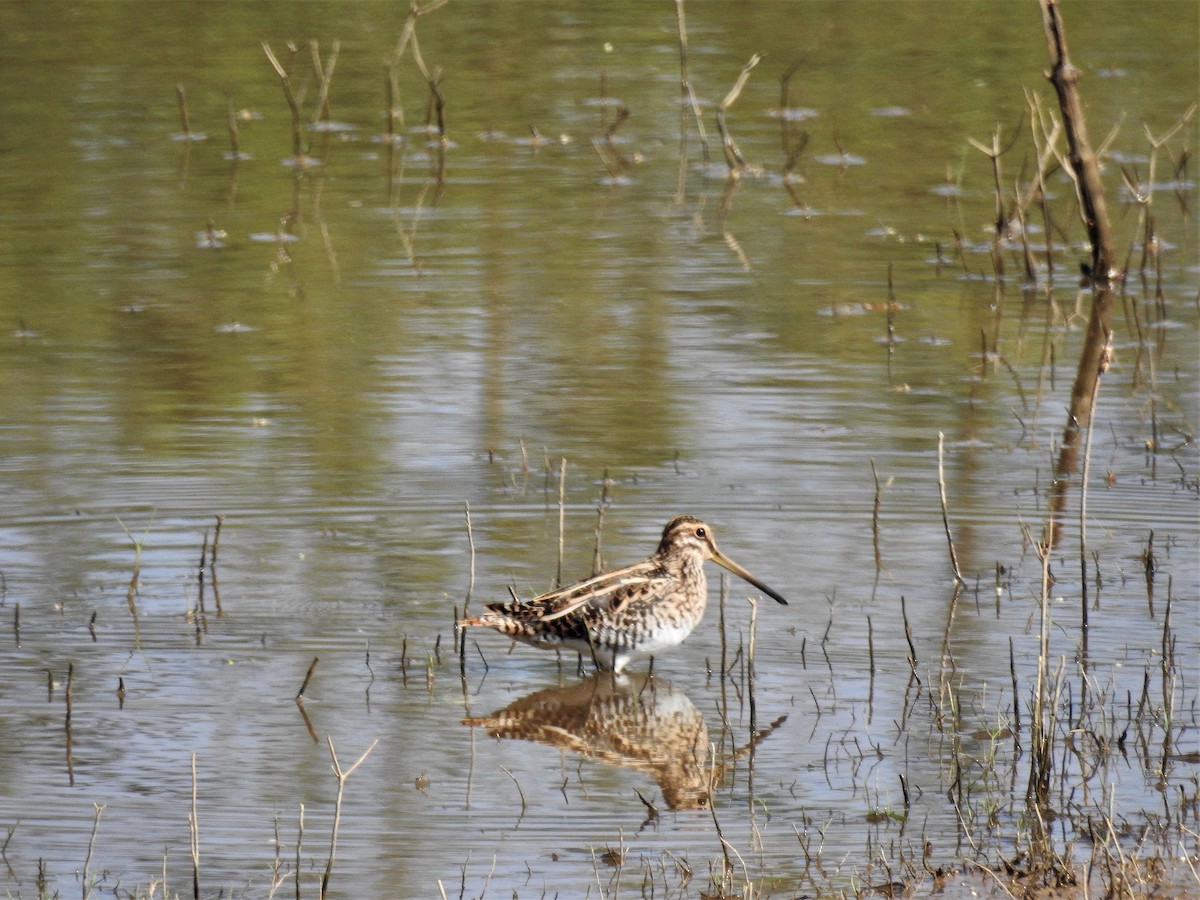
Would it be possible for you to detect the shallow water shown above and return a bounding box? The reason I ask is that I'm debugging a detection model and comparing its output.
[0,2,1197,897]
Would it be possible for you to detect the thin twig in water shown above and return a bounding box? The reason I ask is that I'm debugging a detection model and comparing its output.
[116,515,152,642]
[464,501,476,614]
[498,765,528,817]
[65,662,75,786]
[937,433,966,585]
[189,753,200,900]
[295,803,304,900]
[870,458,884,573]
[556,457,567,588]
[81,803,105,900]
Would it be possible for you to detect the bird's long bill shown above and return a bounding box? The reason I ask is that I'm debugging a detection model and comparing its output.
[711,549,788,605]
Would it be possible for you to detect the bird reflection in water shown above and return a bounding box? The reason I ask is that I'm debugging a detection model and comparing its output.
[465,673,784,811]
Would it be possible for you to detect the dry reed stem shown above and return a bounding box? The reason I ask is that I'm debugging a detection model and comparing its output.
[65,662,75,786]
[556,457,567,588]
[463,501,475,614]
[309,40,340,126]
[320,737,379,899]
[174,84,202,141]
[116,516,147,642]
[936,433,966,585]
[262,42,305,160]
[295,803,304,900]
[747,597,758,730]
[967,123,1022,278]
[716,53,761,175]
[1028,531,1054,809]
[591,469,610,576]
[391,2,447,146]
[81,803,104,900]
[673,0,710,176]
[189,753,200,900]
[211,515,223,616]
[1024,91,1063,280]
[870,459,884,573]
[706,743,736,882]
[900,595,919,682]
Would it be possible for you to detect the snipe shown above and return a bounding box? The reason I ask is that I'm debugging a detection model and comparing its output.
[457,515,787,672]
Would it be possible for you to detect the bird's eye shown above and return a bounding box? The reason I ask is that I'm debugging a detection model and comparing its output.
[696,527,706,537]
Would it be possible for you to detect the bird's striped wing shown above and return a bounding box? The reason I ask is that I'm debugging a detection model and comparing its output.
[505,560,672,622]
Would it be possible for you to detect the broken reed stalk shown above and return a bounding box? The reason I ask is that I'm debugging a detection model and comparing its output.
[716,53,761,175]
[321,737,379,899]
[296,656,319,700]
[936,433,966,585]
[189,753,200,900]
[262,42,305,160]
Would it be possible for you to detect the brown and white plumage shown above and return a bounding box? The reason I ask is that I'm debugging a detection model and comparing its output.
[458,515,787,672]
[463,673,712,808]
